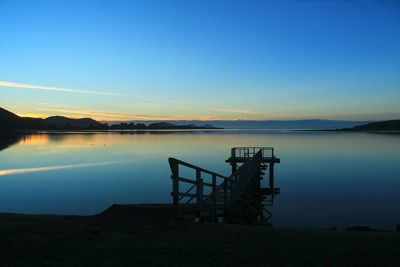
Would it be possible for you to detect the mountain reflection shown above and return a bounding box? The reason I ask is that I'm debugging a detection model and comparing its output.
[0,133,23,152]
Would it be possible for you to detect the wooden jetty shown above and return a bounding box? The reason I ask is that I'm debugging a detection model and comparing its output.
[169,147,280,224]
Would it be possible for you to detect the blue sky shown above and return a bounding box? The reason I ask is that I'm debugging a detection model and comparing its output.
[0,0,399,120]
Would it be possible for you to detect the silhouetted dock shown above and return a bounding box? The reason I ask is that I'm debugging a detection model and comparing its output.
[169,147,280,224]
[100,147,280,225]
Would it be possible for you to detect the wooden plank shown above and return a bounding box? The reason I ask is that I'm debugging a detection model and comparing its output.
[171,192,197,198]
[168,157,229,180]
[226,157,280,164]
[260,188,280,195]
[176,177,196,185]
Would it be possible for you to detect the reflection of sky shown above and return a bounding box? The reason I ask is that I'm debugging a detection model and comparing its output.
[0,161,127,176]
[0,131,400,229]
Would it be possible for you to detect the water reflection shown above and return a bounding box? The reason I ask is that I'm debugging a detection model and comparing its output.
[0,130,399,229]
[0,161,128,176]
[0,133,23,151]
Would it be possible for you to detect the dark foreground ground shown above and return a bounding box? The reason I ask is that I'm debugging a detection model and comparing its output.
[0,212,400,266]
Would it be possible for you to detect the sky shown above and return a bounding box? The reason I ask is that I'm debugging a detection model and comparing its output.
[0,0,399,121]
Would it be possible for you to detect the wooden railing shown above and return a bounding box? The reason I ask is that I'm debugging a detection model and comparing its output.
[229,150,265,222]
[168,158,230,219]
[231,150,262,195]
[231,147,274,160]
[169,149,272,223]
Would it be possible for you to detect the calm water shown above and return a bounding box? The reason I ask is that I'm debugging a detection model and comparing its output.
[0,130,399,229]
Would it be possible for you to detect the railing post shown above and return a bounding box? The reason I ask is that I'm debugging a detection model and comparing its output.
[170,159,179,208]
[223,178,228,208]
[196,169,204,222]
[269,163,274,188]
[212,174,217,222]
[231,175,235,208]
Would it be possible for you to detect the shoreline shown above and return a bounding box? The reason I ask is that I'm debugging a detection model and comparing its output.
[2,204,399,232]
[290,129,400,134]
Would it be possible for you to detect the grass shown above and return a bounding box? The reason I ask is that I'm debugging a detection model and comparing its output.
[0,213,399,266]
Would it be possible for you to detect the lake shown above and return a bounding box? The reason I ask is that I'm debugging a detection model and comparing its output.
[0,130,399,229]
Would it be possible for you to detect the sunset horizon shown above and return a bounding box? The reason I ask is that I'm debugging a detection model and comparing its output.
[1,0,400,265]
[1,1,399,122]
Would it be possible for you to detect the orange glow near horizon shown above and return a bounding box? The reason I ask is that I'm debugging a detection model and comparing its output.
[14,109,250,121]
[16,113,51,118]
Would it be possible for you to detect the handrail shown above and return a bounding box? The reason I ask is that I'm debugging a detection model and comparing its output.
[233,147,274,149]
[230,147,275,160]
[232,150,262,196]
[169,158,229,180]
[169,157,230,218]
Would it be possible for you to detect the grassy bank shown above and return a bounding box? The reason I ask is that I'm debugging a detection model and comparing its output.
[0,213,399,266]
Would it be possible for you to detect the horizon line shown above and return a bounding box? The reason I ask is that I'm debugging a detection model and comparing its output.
[2,107,390,122]
[14,113,381,122]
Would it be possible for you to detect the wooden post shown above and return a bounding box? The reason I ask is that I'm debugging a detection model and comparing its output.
[196,169,204,222]
[230,175,235,209]
[269,163,274,189]
[212,174,217,223]
[230,147,237,174]
[223,178,228,208]
[231,163,237,175]
[170,159,179,208]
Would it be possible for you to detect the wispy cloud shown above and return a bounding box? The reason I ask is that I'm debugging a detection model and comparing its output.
[36,107,188,120]
[209,107,261,114]
[0,81,128,97]
[36,107,243,121]
[41,103,89,109]
[111,102,158,108]
[0,161,126,176]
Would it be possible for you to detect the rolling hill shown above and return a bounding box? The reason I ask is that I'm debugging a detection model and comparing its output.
[343,120,400,131]
[44,116,104,129]
[0,107,216,130]
[0,107,106,130]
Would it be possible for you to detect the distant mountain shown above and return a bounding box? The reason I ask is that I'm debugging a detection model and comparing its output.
[0,107,107,130]
[0,107,217,130]
[45,116,103,129]
[109,121,219,130]
[2,106,392,131]
[0,107,19,121]
[144,122,219,129]
[341,120,400,131]
[102,119,376,130]
[0,107,49,130]
[148,122,175,128]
